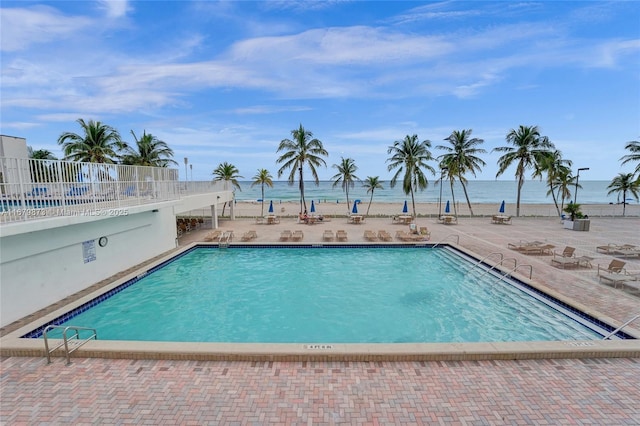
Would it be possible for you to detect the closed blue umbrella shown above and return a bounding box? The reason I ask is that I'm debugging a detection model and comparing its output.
[402,200,408,213]
[445,200,450,213]
[310,200,316,213]
[268,200,274,213]
[499,200,505,213]
[352,200,358,214]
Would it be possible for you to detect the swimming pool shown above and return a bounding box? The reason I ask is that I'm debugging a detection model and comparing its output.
[32,245,619,344]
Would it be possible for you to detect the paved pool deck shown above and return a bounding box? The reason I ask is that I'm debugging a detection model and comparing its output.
[2,216,640,423]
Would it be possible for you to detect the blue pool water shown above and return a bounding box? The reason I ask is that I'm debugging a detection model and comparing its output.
[46,246,605,343]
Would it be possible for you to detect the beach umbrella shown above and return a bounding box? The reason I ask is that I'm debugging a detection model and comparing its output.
[352,200,358,214]
[268,200,274,213]
[402,200,408,213]
[310,200,316,213]
[499,200,505,213]
[445,200,450,213]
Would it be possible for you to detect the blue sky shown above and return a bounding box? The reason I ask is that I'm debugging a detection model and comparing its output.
[1,1,639,182]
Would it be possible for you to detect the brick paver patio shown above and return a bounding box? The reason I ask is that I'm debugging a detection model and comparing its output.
[2,216,640,423]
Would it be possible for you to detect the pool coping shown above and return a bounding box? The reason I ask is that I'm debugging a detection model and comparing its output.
[2,242,639,362]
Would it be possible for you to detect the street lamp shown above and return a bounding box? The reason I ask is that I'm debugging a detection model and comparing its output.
[190,164,193,182]
[438,167,448,219]
[573,167,589,205]
[183,157,188,183]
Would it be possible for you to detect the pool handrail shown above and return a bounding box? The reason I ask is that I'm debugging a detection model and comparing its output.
[477,257,519,280]
[432,234,460,248]
[43,325,97,365]
[602,312,640,340]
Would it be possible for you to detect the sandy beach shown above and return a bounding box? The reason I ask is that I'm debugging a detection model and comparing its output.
[193,200,639,219]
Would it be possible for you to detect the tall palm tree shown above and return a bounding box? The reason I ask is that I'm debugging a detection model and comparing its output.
[121,130,177,167]
[493,125,554,217]
[57,118,123,163]
[276,124,328,214]
[533,149,572,217]
[607,172,640,216]
[27,146,57,183]
[620,139,640,176]
[436,129,486,216]
[387,134,435,218]
[331,157,360,211]
[251,168,274,217]
[362,176,384,216]
[212,162,243,216]
[28,146,57,160]
[552,167,575,218]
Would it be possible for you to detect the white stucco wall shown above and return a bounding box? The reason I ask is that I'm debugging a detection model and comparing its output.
[0,206,178,327]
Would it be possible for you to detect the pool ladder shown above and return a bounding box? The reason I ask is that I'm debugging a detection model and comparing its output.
[218,230,233,248]
[602,312,640,340]
[43,325,97,365]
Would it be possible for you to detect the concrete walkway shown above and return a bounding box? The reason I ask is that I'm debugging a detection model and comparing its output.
[2,216,640,424]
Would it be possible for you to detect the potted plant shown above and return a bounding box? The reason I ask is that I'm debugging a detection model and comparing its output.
[563,202,590,231]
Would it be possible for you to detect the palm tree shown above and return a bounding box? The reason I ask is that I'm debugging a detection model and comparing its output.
[27,146,57,183]
[251,168,274,217]
[28,146,57,160]
[331,157,360,211]
[212,162,243,216]
[493,125,554,217]
[276,124,328,214]
[552,167,575,218]
[387,134,435,217]
[607,172,640,216]
[620,139,640,176]
[57,118,123,163]
[121,131,177,167]
[436,129,486,216]
[533,150,572,217]
[362,176,384,216]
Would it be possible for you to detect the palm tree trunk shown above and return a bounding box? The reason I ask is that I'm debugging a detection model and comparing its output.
[450,180,458,217]
[410,187,417,218]
[549,183,560,217]
[299,167,307,213]
[222,201,227,216]
[623,190,627,216]
[345,185,350,211]
[366,191,374,216]
[460,179,474,216]
[261,185,265,217]
[516,175,524,217]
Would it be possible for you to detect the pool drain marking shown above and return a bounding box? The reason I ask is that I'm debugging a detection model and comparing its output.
[305,344,334,350]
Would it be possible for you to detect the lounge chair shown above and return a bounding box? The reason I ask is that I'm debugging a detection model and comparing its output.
[203,230,221,242]
[551,257,581,269]
[395,231,413,242]
[611,247,640,258]
[378,230,393,241]
[598,259,638,288]
[519,244,555,255]
[322,230,334,241]
[280,230,292,241]
[241,230,257,241]
[554,246,575,258]
[508,240,544,251]
[336,230,348,241]
[292,230,304,241]
[364,230,378,241]
[596,244,636,254]
[419,227,431,239]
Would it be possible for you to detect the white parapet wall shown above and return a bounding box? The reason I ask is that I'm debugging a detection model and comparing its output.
[0,204,180,327]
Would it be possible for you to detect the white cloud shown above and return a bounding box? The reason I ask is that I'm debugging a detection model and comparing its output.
[0,5,92,52]
[96,0,130,19]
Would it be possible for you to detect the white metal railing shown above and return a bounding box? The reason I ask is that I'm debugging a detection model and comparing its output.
[0,157,227,224]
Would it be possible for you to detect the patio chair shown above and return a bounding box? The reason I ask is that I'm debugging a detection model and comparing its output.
[597,259,637,288]
[419,227,431,239]
[292,230,304,241]
[322,230,334,241]
[596,244,636,254]
[553,246,576,258]
[336,230,348,241]
[508,240,543,251]
[203,230,221,242]
[520,244,555,255]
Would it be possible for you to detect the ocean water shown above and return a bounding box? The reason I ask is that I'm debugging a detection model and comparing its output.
[234,180,627,205]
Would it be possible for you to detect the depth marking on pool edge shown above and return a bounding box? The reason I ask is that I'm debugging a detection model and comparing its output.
[564,341,596,347]
[305,344,334,350]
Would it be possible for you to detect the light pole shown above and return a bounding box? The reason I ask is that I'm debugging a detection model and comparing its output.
[438,167,448,219]
[183,157,188,183]
[573,167,589,205]
[190,164,193,182]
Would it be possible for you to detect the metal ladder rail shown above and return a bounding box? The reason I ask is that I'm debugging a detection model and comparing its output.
[490,264,533,284]
[218,231,233,248]
[432,234,460,248]
[474,252,504,267]
[43,325,97,365]
[602,313,640,340]
[477,257,518,279]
